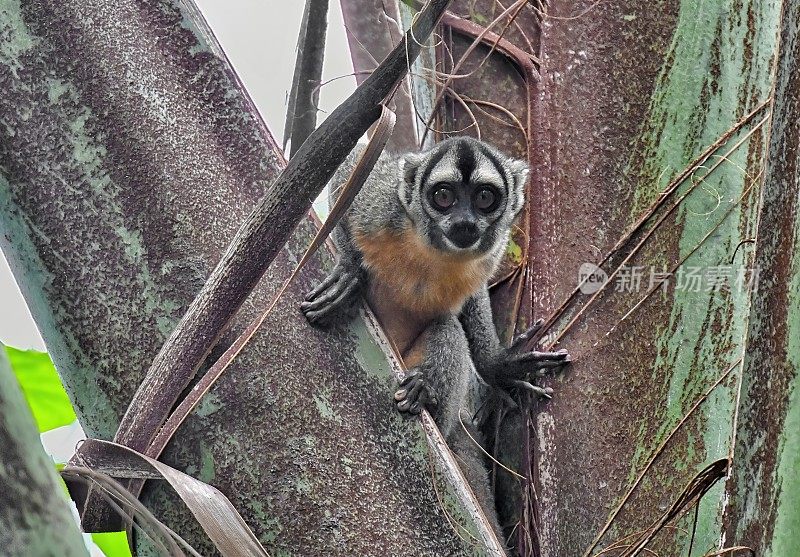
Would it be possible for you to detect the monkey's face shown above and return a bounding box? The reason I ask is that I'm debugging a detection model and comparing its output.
[398,137,529,258]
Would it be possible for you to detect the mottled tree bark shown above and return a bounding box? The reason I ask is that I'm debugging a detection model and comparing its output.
[285,0,329,156]
[723,1,800,554]
[0,0,491,554]
[341,1,785,555]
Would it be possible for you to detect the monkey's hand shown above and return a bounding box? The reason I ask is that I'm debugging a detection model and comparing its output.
[483,320,570,399]
[301,262,365,327]
[393,370,438,416]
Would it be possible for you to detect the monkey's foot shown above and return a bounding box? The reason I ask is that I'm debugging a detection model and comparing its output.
[513,347,570,374]
[490,345,570,386]
[506,319,571,376]
[394,370,438,415]
[485,322,570,399]
[301,264,363,327]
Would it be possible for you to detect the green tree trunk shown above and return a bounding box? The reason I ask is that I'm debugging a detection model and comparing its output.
[0,345,88,556]
[723,1,800,553]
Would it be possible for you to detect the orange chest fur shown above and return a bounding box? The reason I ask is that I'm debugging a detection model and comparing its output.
[354,228,492,319]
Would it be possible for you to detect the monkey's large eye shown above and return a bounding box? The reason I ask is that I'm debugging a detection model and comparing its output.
[473,186,499,213]
[431,185,456,210]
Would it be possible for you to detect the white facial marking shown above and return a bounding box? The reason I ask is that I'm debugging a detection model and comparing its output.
[427,157,462,185]
[470,164,505,188]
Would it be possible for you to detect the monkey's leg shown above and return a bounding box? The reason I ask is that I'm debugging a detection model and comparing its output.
[448,421,507,548]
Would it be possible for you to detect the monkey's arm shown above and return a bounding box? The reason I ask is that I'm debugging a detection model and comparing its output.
[301,223,367,326]
[393,317,468,429]
[393,315,506,538]
[459,286,569,397]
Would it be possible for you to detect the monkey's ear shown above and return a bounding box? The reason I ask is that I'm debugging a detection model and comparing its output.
[506,158,530,216]
[397,152,424,209]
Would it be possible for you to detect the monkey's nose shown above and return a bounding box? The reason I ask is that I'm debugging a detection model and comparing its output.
[446,222,480,249]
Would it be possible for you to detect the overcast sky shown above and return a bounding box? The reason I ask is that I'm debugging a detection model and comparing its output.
[0,2,357,351]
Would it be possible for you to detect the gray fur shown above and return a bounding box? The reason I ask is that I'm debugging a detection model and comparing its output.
[410,314,505,537]
[302,138,567,552]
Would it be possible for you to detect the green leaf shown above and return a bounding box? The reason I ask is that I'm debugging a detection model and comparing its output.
[91,532,133,557]
[506,239,523,264]
[4,346,77,432]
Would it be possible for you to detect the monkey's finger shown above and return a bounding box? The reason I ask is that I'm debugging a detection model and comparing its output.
[510,380,553,399]
[405,388,431,415]
[301,274,353,311]
[517,349,569,363]
[396,379,426,413]
[394,375,420,401]
[406,384,430,414]
[304,269,341,301]
[303,307,333,327]
[399,370,423,388]
[300,277,360,318]
[510,318,545,350]
[397,388,423,412]
[518,360,570,372]
[404,378,425,401]
[425,390,438,409]
[302,292,357,325]
[534,360,569,378]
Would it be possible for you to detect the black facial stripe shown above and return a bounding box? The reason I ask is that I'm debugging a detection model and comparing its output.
[419,146,448,192]
[455,139,477,183]
[477,143,511,194]
[402,157,418,205]
[404,162,417,185]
